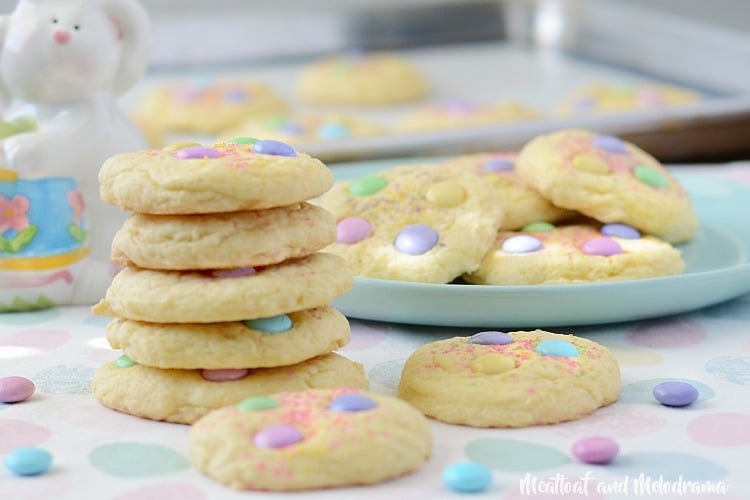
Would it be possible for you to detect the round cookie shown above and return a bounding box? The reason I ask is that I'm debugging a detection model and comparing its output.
[296,52,428,106]
[99,140,333,214]
[314,163,504,283]
[395,100,540,132]
[442,152,573,230]
[92,353,368,424]
[135,80,287,134]
[515,129,699,243]
[398,330,621,428]
[463,222,685,285]
[111,202,336,270]
[92,252,352,323]
[556,81,700,116]
[189,388,432,490]
[106,306,351,370]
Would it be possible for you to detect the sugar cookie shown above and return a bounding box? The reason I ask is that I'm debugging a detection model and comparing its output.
[189,388,432,490]
[557,82,700,116]
[398,330,620,427]
[395,100,540,132]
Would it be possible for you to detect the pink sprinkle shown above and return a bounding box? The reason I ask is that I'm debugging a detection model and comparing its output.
[201,369,249,382]
[582,237,623,256]
[211,267,256,278]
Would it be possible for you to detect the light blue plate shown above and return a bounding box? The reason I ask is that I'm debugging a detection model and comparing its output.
[328,159,750,327]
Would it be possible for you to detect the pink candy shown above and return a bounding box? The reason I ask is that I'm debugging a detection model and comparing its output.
[0,376,35,403]
[572,436,619,464]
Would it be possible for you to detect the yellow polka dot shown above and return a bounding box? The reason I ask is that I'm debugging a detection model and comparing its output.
[425,180,466,207]
[163,141,201,151]
[572,154,609,174]
[471,353,516,374]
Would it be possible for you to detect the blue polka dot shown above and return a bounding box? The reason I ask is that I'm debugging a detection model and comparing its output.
[0,308,61,325]
[368,359,405,390]
[83,315,111,328]
[89,442,190,477]
[32,365,96,394]
[607,451,726,481]
[619,378,714,404]
[701,296,750,321]
[465,439,570,472]
[705,356,750,385]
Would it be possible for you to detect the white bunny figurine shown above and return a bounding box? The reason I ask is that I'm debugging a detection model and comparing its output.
[0,0,151,310]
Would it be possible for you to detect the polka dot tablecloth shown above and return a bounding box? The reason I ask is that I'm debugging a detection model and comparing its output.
[2,164,750,499]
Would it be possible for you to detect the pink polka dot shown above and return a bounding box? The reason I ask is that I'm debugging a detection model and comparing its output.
[0,330,71,350]
[340,323,389,351]
[687,413,750,446]
[0,418,53,453]
[504,486,606,500]
[112,482,206,500]
[625,319,706,348]
[57,398,160,432]
[553,409,667,439]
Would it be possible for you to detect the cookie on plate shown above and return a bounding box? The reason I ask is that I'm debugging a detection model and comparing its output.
[189,388,432,490]
[395,100,540,132]
[99,140,334,214]
[135,80,287,134]
[111,202,336,270]
[464,222,685,285]
[296,52,428,106]
[315,163,504,283]
[92,353,368,424]
[556,81,700,116]
[442,152,573,230]
[106,305,350,370]
[92,252,352,323]
[515,129,699,243]
[398,330,620,427]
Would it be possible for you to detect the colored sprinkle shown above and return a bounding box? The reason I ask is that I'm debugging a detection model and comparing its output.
[336,217,372,244]
[237,396,279,412]
[425,180,466,207]
[522,221,555,233]
[472,353,515,375]
[318,123,350,139]
[4,447,53,476]
[115,355,136,369]
[243,314,293,334]
[176,146,221,159]
[601,223,641,239]
[481,158,514,172]
[592,134,627,154]
[0,376,35,403]
[652,381,699,407]
[443,462,493,493]
[201,369,250,382]
[254,424,304,449]
[163,141,200,151]
[349,176,387,197]
[633,165,669,188]
[394,224,439,255]
[253,139,296,157]
[572,436,619,464]
[328,394,378,412]
[582,237,623,256]
[469,331,513,345]
[572,154,609,174]
[535,339,579,357]
[502,235,542,254]
[211,267,256,278]
[226,136,258,145]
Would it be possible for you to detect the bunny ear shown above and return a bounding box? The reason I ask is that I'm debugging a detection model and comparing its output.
[98,0,151,96]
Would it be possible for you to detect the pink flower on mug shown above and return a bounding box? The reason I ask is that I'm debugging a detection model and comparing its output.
[0,194,30,233]
[68,190,85,224]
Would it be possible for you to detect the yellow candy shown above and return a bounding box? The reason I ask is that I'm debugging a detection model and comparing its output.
[0,167,19,181]
[571,154,609,174]
[425,180,466,207]
[471,353,516,375]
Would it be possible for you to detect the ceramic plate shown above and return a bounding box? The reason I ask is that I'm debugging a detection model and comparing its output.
[328,160,750,327]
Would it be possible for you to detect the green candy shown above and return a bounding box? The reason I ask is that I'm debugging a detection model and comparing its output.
[633,165,669,188]
[226,136,258,145]
[349,176,387,197]
[115,355,136,369]
[237,396,279,411]
[522,222,556,233]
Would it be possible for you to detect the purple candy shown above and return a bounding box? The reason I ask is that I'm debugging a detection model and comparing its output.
[481,158,514,173]
[176,146,221,159]
[210,267,256,278]
[328,394,378,412]
[394,224,439,255]
[593,134,627,154]
[653,381,699,407]
[253,139,296,157]
[582,237,623,256]
[200,369,249,382]
[223,88,250,103]
[0,376,35,403]
[336,217,372,244]
[572,436,619,464]
[502,235,542,254]
[469,331,513,345]
[601,223,641,240]
[254,424,304,449]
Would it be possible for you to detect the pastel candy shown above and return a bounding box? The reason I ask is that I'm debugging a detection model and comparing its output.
[572,436,619,464]
[443,462,493,493]
[4,447,53,476]
[394,224,439,255]
[653,381,699,407]
[0,376,35,403]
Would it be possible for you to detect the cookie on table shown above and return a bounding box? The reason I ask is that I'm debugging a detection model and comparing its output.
[463,222,685,285]
[515,129,699,243]
[442,152,573,230]
[106,305,350,370]
[92,252,352,323]
[135,80,287,134]
[92,353,368,424]
[189,388,432,490]
[99,139,333,214]
[556,81,700,116]
[296,52,428,106]
[315,163,504,283]
[111,202,336,270]
[398,330,620,428]
[395,100,541,132]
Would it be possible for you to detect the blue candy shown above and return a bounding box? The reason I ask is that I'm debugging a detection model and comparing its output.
[443,462,492,493]
[5,447,53,476]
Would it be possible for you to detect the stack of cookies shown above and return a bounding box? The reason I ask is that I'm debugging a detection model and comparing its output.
[91,139,368,424]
